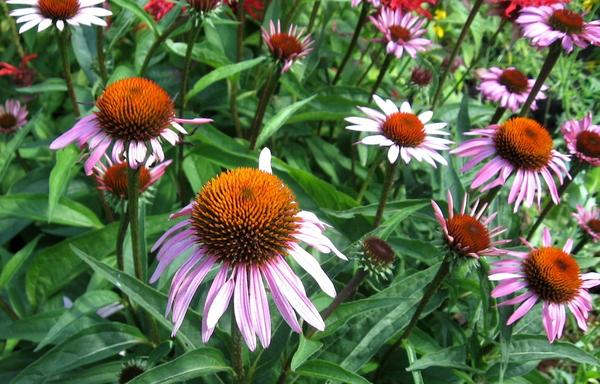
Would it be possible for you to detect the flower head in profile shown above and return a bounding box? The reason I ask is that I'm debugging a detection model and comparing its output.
[151,148,346,350]
[345,95,452,166]
[7,0,112,33]
[370,8,431,58]
[186,0,221,13]
[516,4,600,53]
[262,20,313,73]
[0,100,28,134]
[573,205,600,243]
[489,228,600,342]
[432,191,509,258]
[359,236,396,280]
[451,117,569,212]
[50,77,212,174]
[477,67,547,112]
[410,67,433,87]
[561,112,600,166]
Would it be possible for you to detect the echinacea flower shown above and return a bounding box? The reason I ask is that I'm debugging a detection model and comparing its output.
[262,20,313,73]
[49,77,212,174]
[0,100,28,134]
[186,0,221,12]
[516,4,600,53]
[489,228,600,342]
[151,148,346,350]
[359,236,396,279]
[451,117,569,212]
[561,112,600,166]
[573,205,600,242]
[431,191,509,258]
[370,7,431,59]
[94,155,171,200]
[345,95,452,165]
[8,0,112,33]
[477,67,547,112]
[410,67,433,86]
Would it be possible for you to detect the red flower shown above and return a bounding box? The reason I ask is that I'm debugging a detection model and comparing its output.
[144,0,175,21]
[487,0,569,18]
[381,0,437,18]
[0,54,37,87]
[226,0,265,21]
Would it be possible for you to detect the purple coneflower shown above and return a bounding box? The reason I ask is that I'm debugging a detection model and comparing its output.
[516,4,600,53]
[0,99,28,134]
[50,77,212,174]
[561,112,600,167]
[151,148,346,350]
[489,228,600,342]
[8,0,112,33]
[345,95,452,165]
[477,67,547,112]
[573,205,600,243]
[262,20,313,73]
[431,191,509,258]
[451,117,569,212]
[370,7,431,59]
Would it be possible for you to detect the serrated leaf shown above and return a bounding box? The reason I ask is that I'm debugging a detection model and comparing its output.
[48,146,80,221]
[296,360,371,384]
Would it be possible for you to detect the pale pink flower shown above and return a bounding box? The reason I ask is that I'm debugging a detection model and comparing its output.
[573,205,600,242]
[561,112,600,166]
[369,7,431,59]
[489,228,600,343]
[262,20,313,73]
[0,99,28,134]
[477,67,547,112]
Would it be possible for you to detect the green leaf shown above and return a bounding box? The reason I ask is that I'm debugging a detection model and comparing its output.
[16,79,67,94]
[111,0,160,36]
[291,336,323,372]
[507,335,600,366]
[71,246,204,351]
[296,360,371,384]
[9,323,146,384]
[407,346,472,371]
[0,194,102,228]
[0,236,40,289]
[186,57,266,100]
[48,147,80,221]
[36,290,121,351]
[128,348,234,383]
[0,310,64,343]
[254,95,316,148]
[0,120,33,182]
[286,167,357,211]
[376,200,430,240]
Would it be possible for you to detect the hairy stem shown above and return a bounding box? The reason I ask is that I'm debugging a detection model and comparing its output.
[127,167,143,281]
[373,160,398,228]
[57,29,81,117]
[231,321,246,383]
[249,65,281,150]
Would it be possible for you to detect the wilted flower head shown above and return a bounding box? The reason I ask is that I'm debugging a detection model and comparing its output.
[262,20,313,73]
[0,100,28,134]
[432,192,509,258]
[7,0,112,33]
[50,77,212,173]
[561,112,600,166]
[150,148,346,350]
[489,228,600,342]
[346,95,452,165]
[477,67,547,112]
[573,205,600,242]
[370,8,431,58]
[410,67,433,86]
[516,4,600,53]
[451,117,569,212]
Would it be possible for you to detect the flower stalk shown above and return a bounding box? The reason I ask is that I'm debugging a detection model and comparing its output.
[1,0,25,60]
[307,0,321,33]
[572,237,589,254]
[369,54,393,100]
[249,64,282,150]
[373,160,398,228]
[231,321,246,383]
[127,167,144,281]
[519,42,561,116]
[490,106,506,125]
[96,26,108,85]
[333,1,369,85]
[140,17,188,77]
[116,211,130,272]
[56,29,81,117]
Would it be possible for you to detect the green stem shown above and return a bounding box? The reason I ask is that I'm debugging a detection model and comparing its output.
[519,42,561,116]
[332,2,369,85]
[572,237,588,255]
[357,45,385,86]
[369,54,393,100]
[231,0,245,138]
[431,0,485,109]
[231,321,246,383]
[116,210,129,272]
[179,16,203,116]
[96,26,108,85]
[373,160,398,228]
[356,152,384,203]
[490,106,506,125]
[56,29,81,117]
[127,167,143,281]
[307,0,320,33]
[249,64,281,150]
[1,0,25,59]
[140,17,188,77]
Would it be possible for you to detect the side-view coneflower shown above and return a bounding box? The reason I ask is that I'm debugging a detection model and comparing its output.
[432,191,509,258]
[451,117,569,212]
[49,77,212,173]
[477,67,547,112]
[186,0,221,12]
[262,20,313,73]
[7,0,112,33]
[0,99,28,134]
[490,228,600,342]
[573,205,600,243]
[370,7,431,59]
[150,148,346,350]
[516,4,600,52]
[359,236,396,279]
[561,112,600,167]
[346,95,452,165]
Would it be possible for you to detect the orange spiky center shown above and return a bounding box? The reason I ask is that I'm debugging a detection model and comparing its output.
[102,162,151,198]
[0,113,17,130]
[588,219,600,234]
[523,247,581,303]
[96,77,174,142]
[499,69,529,93]
[389,25,411,42]
[494,117,553,170]
[446,214,491,254]
[38,0,80,20]
[381,112,426,147]
[191,168,301,266]
[363,237,395,265]
[550,9,584,34]
[269,33,304,60]
[576,131,600,159]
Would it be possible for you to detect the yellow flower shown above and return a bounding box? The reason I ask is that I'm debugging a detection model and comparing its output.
[433,9,446,38]
[583,0,599,11]
[434,9,447,20]
[434,25,445,38]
